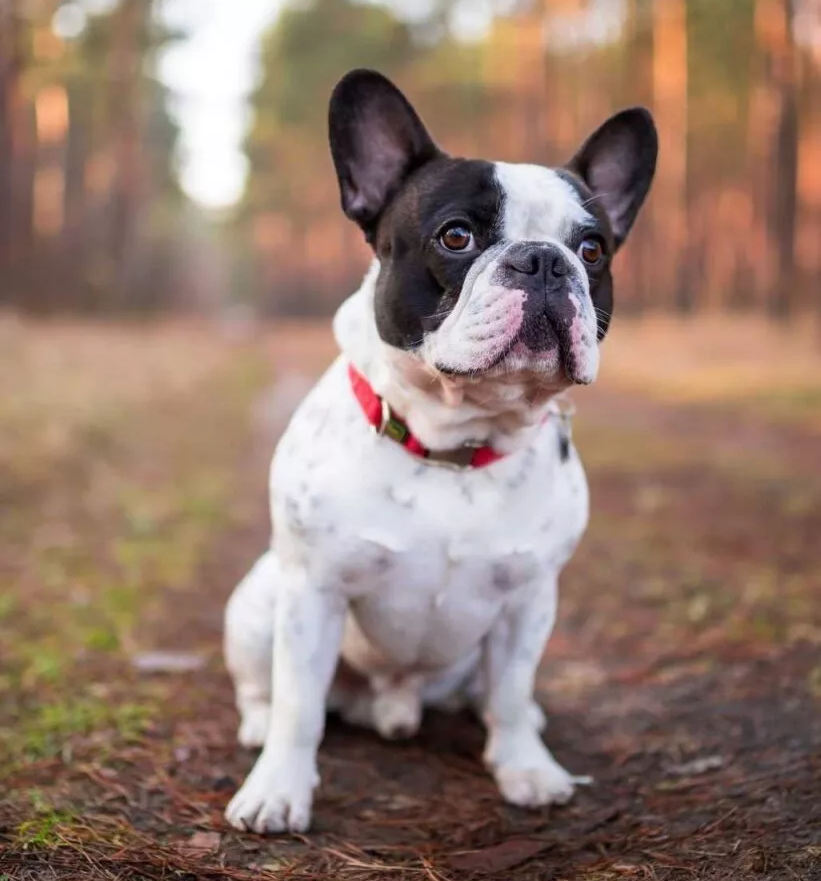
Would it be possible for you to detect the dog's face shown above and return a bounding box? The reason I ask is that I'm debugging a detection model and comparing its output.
[329,70,657,386]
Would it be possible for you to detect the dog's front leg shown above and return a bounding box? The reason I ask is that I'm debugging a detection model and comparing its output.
[482,576,591,808]
[225,569,345,833]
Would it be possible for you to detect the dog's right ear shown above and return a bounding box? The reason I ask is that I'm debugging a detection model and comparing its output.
[329,69,440,242]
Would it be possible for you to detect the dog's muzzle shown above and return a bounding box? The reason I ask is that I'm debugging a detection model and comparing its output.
[494,241,583,353]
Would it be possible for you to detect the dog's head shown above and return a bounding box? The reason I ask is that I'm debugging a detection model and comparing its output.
[329,70,656,387]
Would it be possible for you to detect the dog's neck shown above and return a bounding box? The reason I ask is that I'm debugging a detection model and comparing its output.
[334,262,568,453]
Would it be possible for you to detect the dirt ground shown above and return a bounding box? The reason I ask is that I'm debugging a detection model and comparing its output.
[0,314,819,880]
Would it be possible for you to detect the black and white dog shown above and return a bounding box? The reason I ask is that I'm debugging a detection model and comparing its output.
[224,69,656,834]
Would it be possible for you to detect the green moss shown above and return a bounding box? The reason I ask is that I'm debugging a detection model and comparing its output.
[82,626,120,651]
[3,696,152,765]
[0,593,16,621]
[21,647,64,685]
[15,808,76,850]
[11,791,82,850]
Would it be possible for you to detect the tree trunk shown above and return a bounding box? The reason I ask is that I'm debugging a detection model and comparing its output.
[652,0,690,312]
[107,0,148,309]
[769,0,797,318]
[0,0,32,283]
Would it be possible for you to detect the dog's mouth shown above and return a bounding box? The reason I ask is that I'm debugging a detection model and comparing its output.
[425,276,598,385]
[437,319,591,385]
[435,336,517,377]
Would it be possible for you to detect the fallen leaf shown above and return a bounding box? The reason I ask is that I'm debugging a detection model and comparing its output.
[668,755,724,776]
[374,792,423,811]
[448,838,551,874]
[180,830,221,856]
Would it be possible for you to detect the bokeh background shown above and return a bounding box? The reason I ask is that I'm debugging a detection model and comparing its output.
[1,3,820,880]
[1,0,819,317]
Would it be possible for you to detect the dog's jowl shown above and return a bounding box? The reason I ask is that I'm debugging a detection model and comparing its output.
[224,69,657,834]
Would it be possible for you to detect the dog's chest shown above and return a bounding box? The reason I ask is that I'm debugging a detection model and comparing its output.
[273,359,588,669]
[341,539,545,671]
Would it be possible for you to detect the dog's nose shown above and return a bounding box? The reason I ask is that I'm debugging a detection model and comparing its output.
[504,242,579,354]
[502,243,571,282]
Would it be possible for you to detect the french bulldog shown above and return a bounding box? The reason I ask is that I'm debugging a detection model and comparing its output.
[224,69,656,833]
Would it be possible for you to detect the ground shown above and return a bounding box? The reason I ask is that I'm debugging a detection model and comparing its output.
[0,313,819,881]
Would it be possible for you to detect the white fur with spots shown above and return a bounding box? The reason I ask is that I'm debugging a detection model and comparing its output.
[224,162,598,834]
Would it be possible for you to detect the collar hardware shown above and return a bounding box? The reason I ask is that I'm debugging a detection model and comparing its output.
[376,398,410,443]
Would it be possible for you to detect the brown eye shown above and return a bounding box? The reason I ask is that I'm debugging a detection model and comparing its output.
[439,224,474,252]
[578,238,603,265]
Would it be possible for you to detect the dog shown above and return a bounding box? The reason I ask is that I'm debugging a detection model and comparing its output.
[223,69,657,834]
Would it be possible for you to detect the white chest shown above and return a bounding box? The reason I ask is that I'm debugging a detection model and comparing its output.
[270,359,589,674]
[340,540,544,671]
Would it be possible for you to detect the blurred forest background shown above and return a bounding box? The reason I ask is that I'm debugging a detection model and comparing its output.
[0,0,819,319]
[3,4,821,878]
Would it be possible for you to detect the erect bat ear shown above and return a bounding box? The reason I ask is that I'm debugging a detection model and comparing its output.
[567,107,658,248]
[328,69,441,243]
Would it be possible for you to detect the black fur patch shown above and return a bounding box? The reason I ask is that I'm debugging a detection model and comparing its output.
[372,157,503,350]
[556,168,615,340]
[558,431,570,462]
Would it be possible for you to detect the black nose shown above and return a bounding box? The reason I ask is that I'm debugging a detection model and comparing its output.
[502,243,570,281]
[499,242,578,354]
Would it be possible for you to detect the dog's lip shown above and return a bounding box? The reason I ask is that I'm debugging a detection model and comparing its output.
[432,320,592,383]
[485,338,518,371]
[433,337,517,377]
[531,315,590,384]
[563,359,590,384]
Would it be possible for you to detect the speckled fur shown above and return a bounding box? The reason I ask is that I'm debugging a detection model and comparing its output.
[222,70,656,832]
[224,266,593,834]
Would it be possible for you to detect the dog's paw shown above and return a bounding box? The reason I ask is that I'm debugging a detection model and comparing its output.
[485,726,591,809]
[372,688,421,741]
[495,760,591,808]
[237,702,269,749]
[225,751,317,834]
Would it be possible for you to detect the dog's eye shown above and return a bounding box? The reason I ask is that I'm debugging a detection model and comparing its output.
[439,224,474,252]
[578,238,604,265]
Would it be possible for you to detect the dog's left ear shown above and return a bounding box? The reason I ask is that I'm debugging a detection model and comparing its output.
[329,69,440,242]
[567,107,658,248]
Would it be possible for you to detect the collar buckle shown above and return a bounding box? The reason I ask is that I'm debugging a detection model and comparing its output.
[375,397,391,436]
[375,397,410,443]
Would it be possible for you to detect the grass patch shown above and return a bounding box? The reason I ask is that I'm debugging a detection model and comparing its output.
[0,593,16,621]
[0,322,269,779]
[14,800,77,850]
[2,696,152,766]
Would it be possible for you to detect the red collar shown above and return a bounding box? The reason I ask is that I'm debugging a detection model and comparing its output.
[348,363,505,469]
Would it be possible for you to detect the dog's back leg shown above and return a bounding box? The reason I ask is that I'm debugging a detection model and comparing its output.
[224,550,277,748]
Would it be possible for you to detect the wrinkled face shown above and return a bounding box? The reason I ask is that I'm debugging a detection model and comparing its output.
[373,159,611,384]
[329,70,657,386]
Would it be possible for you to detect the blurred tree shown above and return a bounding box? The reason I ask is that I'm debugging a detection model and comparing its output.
[766,0,798,317]
[0,0,183,312]
[241,0,417,312]
[1,0,816,319]
[107,0,147,307]
[652,0,688,312]
[241,0,500,313]
[238,0,816,321]
[0,0,33,271]
[243,0,417,215]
